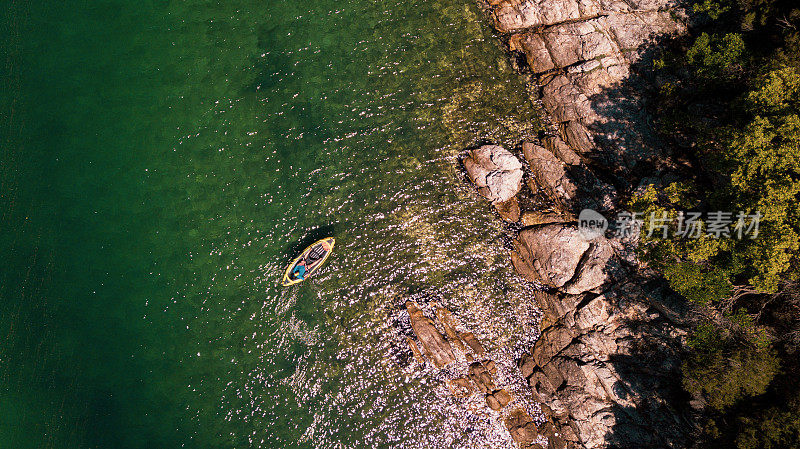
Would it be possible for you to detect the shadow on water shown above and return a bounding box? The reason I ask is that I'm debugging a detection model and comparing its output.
[283,223,338,260]
[248,23,295,93]
[246,21,337,142]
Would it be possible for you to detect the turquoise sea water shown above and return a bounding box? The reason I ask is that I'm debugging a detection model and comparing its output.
[1,1,541,447]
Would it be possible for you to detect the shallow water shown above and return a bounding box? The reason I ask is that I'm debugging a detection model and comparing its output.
[1,1,542,447]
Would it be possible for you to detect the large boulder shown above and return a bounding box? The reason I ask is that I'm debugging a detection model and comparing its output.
[464,144,523,205]
[493,0,595,33]
[512,224,613,294]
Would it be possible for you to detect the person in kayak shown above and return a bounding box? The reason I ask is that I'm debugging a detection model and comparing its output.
[293,259,307,280]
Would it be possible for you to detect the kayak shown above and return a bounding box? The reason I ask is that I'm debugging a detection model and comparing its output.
[281,237,335,286]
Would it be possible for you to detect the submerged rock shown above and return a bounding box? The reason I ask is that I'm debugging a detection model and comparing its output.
[468,361,498,394]
[504,408,545,449]
[406,336,424,365]
[460,331,485,356]
[486,388,513,410]
[447,377,474,398]
[402,303,542,446]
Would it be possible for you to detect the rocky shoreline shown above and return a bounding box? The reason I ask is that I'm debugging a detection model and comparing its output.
[491,0,690,179]
[404,0,703,447]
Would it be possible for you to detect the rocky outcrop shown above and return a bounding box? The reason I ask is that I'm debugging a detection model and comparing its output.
[458,0,698,445]
[464,144,524,221]
[404,302,563,448]
[456,0,698,446]
[511,224,615,294]
[522,141,616,214]
[494,0,689,174]
[461,140,693,448]
[519,286,691,449]
[459,137,692,448]
[406,301,456,368]
[523,142,579,210]
[491,0,685,33]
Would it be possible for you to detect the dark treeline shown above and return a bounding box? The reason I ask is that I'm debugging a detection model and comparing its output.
[631,1,800,448]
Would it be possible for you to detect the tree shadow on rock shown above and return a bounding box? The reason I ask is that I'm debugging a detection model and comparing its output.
[580,33,705,441]
[580,30,699,192]
[602,279,699,448]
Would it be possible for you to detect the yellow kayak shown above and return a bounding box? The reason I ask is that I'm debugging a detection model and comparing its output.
[281,237,335,286]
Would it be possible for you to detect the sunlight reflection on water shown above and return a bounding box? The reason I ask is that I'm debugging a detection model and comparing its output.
[17,0,545,447]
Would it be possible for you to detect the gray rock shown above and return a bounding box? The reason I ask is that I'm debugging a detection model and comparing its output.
[500,0,688,172]
[493,0,594,33]
[542,135,582,166]
[504,408,546,449]
[523,141,579,209]
[515,19,617,73]
[460,331,485,356]
[513,224,612,294]
[514,225,589,288]
[564,238,615,294]
[468,361,498,394]
[464,144,523,204]
[518,284,695,449]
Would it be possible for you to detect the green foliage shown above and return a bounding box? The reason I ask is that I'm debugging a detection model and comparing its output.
[634,67,800,298]
[648,2,800,447]
[682,322,780,410]
[662,261,732,304]
[686,32,746,79]
[693,0,730,20]
[745,67,800,114]
[727,66,800,292]
[735,397,800,449]
[631,185,733,304]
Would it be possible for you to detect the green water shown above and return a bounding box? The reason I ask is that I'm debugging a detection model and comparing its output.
[1,1,541,447]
